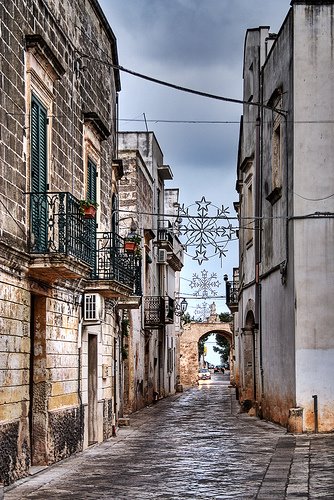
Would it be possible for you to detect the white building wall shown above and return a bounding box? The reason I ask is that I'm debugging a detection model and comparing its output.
[293,3,334,431]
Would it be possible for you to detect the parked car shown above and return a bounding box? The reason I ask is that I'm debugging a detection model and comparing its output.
[198,368,211,380]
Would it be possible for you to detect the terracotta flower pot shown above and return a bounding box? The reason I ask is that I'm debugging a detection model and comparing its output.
[124,241,137,252]
[83,205,96,219]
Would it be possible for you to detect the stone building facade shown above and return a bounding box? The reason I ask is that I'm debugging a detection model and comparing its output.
[233,0,334,432]
[118,132,183,414]
[0,0,139,484]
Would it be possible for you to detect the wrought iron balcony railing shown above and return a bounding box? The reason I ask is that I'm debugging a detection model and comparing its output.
[96,232,142,294]
[144,296,174,327]
[225,280,239,312]
[157,228,174,247]
[29,191,95,266]
[29,192,142,294]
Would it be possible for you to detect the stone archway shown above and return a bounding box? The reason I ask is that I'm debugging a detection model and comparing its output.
[180,321,232,387]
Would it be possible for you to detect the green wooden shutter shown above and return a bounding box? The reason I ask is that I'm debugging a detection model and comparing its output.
[87,158,97,203]
[30,95,48,252]
[86,158,97,273]
[31,96,47,193]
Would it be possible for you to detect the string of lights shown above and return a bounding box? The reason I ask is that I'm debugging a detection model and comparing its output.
[117,207,334,221]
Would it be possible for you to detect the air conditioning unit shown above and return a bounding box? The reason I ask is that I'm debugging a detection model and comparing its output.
[157,249,167,264]
[83,293,103,322]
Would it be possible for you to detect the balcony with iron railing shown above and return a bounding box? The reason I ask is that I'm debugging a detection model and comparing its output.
[144,296,174,327]
[28,192,142,300]
[156,223,183,272]
[224,274,239,313]
[157,227,174,250]
[89,232,142,300]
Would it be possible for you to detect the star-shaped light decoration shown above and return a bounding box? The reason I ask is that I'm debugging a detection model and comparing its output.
[178,196,235,265]
[194,301,211,322]
[190,269,221,299]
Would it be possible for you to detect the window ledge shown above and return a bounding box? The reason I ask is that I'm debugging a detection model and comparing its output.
[25,34,65,79]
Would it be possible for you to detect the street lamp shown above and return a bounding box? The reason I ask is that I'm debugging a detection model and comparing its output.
[174,297,188,316]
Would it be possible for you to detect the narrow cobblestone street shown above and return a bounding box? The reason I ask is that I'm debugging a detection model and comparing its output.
[5,374,334,499]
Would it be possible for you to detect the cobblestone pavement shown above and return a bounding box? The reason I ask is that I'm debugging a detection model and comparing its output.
[4,374,334,499]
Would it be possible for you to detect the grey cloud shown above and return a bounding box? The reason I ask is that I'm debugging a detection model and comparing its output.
[104,0,290,70]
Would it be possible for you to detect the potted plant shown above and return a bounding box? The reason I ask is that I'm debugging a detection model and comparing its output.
[124,233,141,253]
[79,199,98,219]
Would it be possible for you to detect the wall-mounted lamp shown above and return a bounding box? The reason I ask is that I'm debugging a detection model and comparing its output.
[174,297,188,316]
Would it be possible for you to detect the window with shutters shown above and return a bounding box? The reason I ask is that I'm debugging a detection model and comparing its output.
[83,123,100,209]
[26,40,58,253]
[31,95,48,194]
[246,179,254,248]
[83,124,101,273]
[87,157,97,203]
[111,193,119,237]
[266,89,283,205]
[30,95,49,252]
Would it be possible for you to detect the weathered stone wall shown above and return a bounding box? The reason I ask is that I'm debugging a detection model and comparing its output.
[49,406,83,463]
[119,146,158,414]
[0,274,31,484]
[238,3,334,432]
[1,0,121,484]
[0,419,29,486]
[1,0,119,251]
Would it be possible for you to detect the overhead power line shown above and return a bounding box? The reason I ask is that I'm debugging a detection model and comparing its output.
[78,52,287,115]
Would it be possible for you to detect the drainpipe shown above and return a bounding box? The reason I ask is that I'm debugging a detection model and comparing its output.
[312,394,318,433]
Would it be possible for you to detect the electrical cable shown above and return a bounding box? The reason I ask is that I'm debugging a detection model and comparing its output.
[78,51,287,115]
[294,191,334,202]
[76,27,287,115]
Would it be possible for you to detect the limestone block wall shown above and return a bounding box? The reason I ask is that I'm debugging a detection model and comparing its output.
[0,0,122,485]
[0,273,30,485]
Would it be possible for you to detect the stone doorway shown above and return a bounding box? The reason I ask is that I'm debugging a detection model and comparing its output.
[29,294,48,465]
[88,334,98,445]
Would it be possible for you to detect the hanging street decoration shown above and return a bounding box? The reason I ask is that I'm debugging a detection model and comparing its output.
[189,269,221,299]
[194,301,211,322]
[177,196,235,264]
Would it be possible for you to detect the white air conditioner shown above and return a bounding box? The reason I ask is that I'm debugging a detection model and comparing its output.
[157,249,167,264]
[83,293,103,322]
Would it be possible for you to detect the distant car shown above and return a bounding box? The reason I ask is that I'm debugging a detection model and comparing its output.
[198,368,211,380]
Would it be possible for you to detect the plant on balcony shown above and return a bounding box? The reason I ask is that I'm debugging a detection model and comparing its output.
[79,199,99,219]
[124,233,141,253]
[121,346,128,360]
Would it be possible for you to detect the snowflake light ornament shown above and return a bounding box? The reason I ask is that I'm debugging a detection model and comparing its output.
[194,301,211,322]
[178,196,235,264]
[190,269,221,299]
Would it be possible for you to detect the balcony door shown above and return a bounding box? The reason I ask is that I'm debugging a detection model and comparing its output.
[30,95,48,252]
[88,334,98,445]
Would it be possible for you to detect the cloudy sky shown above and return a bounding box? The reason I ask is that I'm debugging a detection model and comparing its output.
[99,0,291,320]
